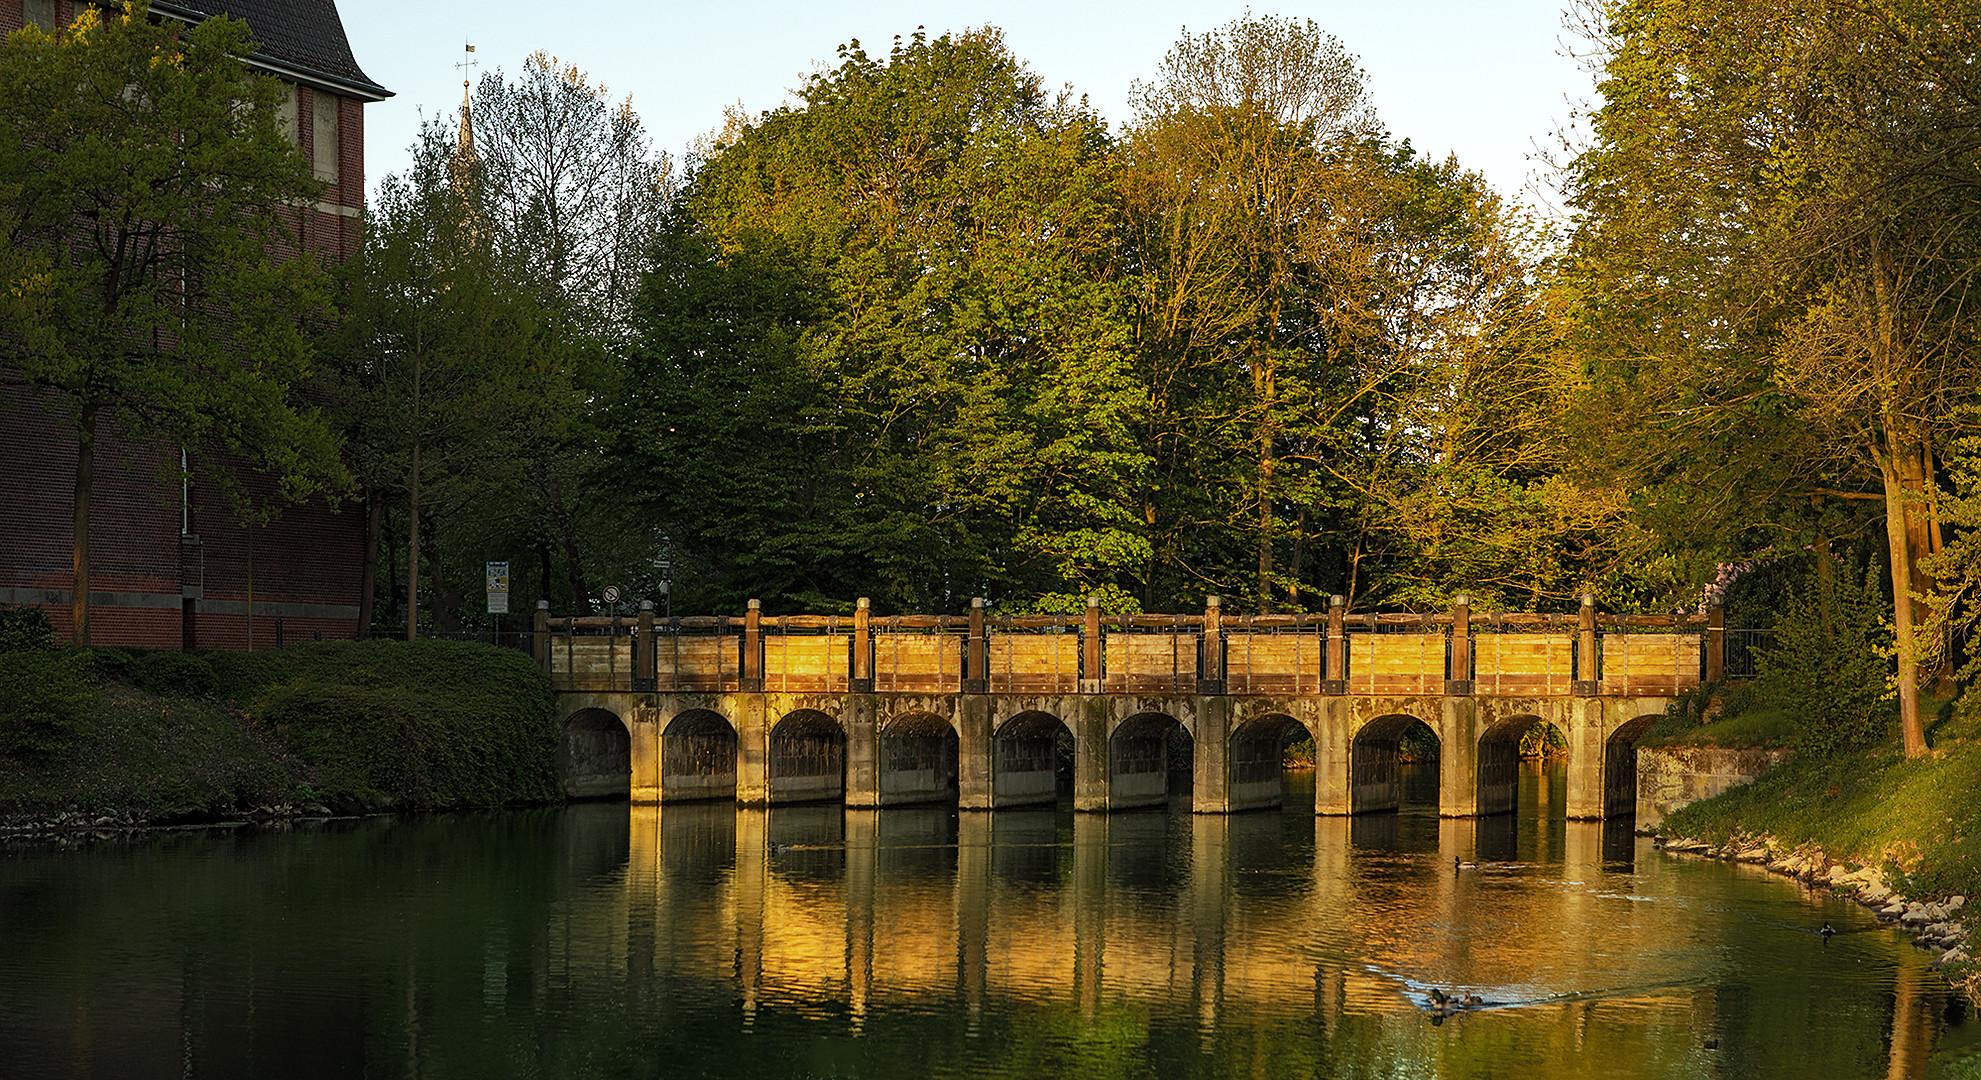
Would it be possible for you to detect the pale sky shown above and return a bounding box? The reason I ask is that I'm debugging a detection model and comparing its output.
[339,1,1595,212]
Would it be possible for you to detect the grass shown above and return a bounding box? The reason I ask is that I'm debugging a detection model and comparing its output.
[1636,706,1801,749]
[0,638,562,825]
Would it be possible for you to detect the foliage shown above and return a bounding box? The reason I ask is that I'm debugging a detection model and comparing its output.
[0,648,93,758]
[1751,559,1894,756]
[0,606,55,653]
[130,651,219,698]
[624,29,1147,613]
[1657,699,1980,902]
[1562,0,1981,752]
[0,1,349,643]
[219,639,560,811]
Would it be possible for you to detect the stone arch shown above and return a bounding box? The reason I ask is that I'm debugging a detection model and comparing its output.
[768,709,846,805]
[1476,714,1567,817]
[1227,712,1310,812]
[1603,714,1663,819]
[992,710,1071,808]
[661,709,737,803]
[879,711,960,806]
[1110,712,1191,810]
[561,708,631,799]
[1350,714,1439,815]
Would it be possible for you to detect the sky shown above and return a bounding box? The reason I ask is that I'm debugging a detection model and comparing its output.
[338,0,1598,212]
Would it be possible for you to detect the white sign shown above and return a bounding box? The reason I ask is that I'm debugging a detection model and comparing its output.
[486,562,510,615]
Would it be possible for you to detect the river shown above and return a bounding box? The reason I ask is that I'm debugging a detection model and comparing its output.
[1,764,1975,1079]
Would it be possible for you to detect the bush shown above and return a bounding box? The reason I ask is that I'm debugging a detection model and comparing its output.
[1753,559,1893,756]
[0,648,94,758]
[0,606,56,652]
[132,650,217,697]
[232,639,559,811]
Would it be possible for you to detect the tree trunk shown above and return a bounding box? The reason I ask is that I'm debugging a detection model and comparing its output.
[356,486,383,639]
[561,521,588,616]
[1877,432,1928,758]
[406,436,421,642]
[71,402,96,645]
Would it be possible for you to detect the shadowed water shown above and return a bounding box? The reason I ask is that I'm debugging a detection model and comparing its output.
[1,763,1975,1079]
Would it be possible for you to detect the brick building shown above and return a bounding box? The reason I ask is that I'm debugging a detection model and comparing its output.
[0,0,389,648]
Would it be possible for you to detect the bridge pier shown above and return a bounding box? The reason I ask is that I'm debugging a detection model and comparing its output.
[957,694,993,810]
[845,692,879,809]
[1191,694,1231,814]
[1439,696,1481,818]
[1073,696,1109,812]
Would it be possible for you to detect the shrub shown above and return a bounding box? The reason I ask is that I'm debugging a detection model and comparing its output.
[1753,558,1893,756]
[0,648,94,758]
[132,650,217,697]
[0,606,57,652]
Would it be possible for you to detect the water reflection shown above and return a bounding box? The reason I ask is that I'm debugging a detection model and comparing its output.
[0,765,1974,1079]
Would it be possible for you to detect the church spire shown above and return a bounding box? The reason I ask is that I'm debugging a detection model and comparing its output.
[454,42,478,162]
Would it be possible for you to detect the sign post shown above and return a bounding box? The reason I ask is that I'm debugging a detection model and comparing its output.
[486,562,509,643]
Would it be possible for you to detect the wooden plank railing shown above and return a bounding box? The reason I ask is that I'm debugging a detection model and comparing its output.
[535,595,1719,698]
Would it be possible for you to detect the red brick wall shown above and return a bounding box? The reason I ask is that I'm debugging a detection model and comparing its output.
[0,0,372,649]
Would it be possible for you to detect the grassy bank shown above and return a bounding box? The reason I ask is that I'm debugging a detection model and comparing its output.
[0,635,561,827]
[1648,690,1981,999]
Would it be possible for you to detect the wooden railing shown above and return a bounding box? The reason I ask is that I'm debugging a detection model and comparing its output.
[540,594,1723,698]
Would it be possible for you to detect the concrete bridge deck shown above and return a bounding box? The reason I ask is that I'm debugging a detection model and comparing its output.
[544,595,1727,821]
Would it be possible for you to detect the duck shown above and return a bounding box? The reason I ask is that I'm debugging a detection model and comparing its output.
[1427,988,1470,1016]
[1820,922,1836,940]
[1454,856,1479,871]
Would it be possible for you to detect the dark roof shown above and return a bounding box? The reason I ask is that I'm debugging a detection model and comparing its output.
[151,0,392,100]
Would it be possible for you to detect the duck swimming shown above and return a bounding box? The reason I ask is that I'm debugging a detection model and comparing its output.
[1453,857,1479,871]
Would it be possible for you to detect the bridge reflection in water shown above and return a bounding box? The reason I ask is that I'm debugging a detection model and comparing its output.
[533,771,1968,1079]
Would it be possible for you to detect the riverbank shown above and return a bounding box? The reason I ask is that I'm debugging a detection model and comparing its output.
[1645,694,1981,1004]
[0,638,562,836]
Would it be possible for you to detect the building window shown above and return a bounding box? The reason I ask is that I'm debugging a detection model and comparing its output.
[24,0,57,29]
[312,92,340,183]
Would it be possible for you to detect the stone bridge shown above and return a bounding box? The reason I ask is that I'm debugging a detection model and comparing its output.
[545,594,1726,821]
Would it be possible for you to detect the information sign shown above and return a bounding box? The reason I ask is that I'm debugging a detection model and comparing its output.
[486,562,510,614]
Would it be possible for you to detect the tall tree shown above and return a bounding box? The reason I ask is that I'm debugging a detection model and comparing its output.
[625,30,1147,612]
[1565,0,1981,753]
[0,1,347,644]
[1124,15,1540,611]
[334,119,557,638]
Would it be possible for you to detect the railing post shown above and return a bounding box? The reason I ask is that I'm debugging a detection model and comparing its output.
[1081,595,1102,693]
[1447,594,1473,696]
[1198,595,1224,694]
[1706,603,1725,683]
[1323,595,1347,694]
[635,600,656,692]
[964,597,988,694]
[742,599,763,692]
[533,600,549,673]
[1574,594,1599,696]
[851,597,873,693]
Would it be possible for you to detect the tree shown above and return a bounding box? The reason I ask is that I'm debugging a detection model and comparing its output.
[625,30,1148,612]
[0,1,347,644]
[1564,0,1981,754]
[334,119,558,638]
[1124,16,1547,612]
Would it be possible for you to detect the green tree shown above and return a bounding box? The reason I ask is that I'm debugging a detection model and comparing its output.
[335,119,561,638]
[1563,0,1981,751]
[1125,16,1550,612]
[0,1,347,644]
[626,30,1147,612]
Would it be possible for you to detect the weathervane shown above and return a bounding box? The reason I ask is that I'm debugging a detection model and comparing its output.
[455,41,477,99]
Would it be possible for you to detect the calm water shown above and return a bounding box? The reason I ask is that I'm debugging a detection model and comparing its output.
[2,764,1976,1080]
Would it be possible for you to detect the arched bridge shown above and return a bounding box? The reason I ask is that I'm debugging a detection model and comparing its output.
[546,595,1729,820]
